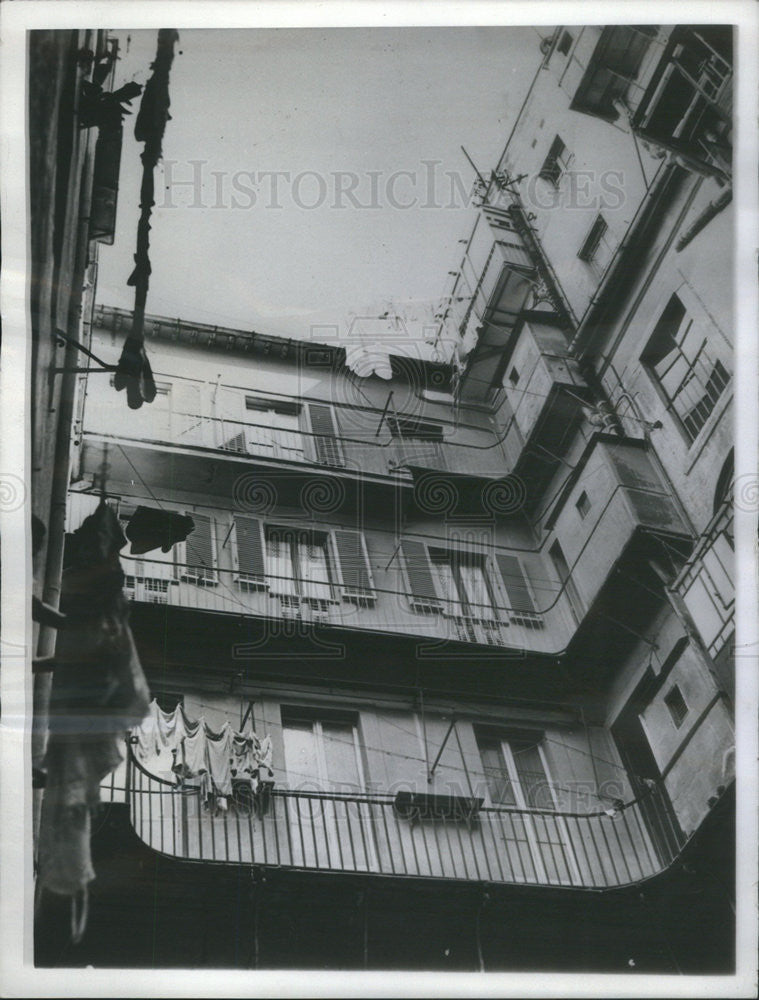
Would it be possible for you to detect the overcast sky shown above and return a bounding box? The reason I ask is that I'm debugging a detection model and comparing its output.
[96,27,544,347]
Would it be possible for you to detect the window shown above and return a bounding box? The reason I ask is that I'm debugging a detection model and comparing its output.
[388,416,446,470]
[428,548,498,622]
[282,708,363,793]
[281,707,377,871]
[493,553,543,628]
[476,729,578,884]
[233,515,267,590]
[575,491,591,519]
[177,512,217,585]
[332,529,375,605]
[641,294,731,444]
[304,402,344,467]
[557,30,573,56]
[664,685,688,728]
[477,730,555,810]
[577,214,614,276]
[508,366,520,387]
[539,136,571,187]
[242,396,304,461]
[265,526,334,606]
[572,26,656,119]
[549,539,584,624]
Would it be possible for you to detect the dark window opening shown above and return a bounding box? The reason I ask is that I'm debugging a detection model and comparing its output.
[664,685,688,728]
[508,367,520,387]
[539,136,570,187]
[578,214,609,262]
[572,25,656,119]
[557,30,573,56]
[575,491,591,519]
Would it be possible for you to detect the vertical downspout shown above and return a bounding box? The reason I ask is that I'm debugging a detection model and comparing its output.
[32,33,102,849]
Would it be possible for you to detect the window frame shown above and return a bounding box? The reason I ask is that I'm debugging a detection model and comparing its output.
[641,293,731,446]
[428,546,500,624]
[575,491,591,520]
[264,523,337,604]
[539,136,572,188]
[280,706,365,792]
[571,25,657,120]
[577,213,614,276]
[664,684,689,729]
[177,510,218,586]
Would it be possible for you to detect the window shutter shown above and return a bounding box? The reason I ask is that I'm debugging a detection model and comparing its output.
[222,431,247,453]
[234,516,266,587]
[401,539,439,608]
[495,554,536,613]
[306,403,344,467]
[333,530,374,601]
[183,512,216,584]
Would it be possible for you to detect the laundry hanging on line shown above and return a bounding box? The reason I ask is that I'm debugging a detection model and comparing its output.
[131,699,274,809]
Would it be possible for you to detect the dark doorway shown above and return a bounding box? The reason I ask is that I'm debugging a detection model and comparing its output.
[612,677,684,862]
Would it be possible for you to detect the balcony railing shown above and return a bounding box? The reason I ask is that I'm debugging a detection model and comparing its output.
[101,754,685,890]
[672,497,734,658]
[82,399,408,479]
[120,557,576,655]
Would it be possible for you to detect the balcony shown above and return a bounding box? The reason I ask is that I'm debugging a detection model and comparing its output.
[499,318,593,503]
[80,398,407,485]
[447,209,536,404]
[102,752,686,890]
[631,27,733,181]
[119,556,574,659]
[671,496,734,661]
[546,437,692,633]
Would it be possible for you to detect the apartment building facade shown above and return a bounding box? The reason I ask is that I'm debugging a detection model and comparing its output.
[35,24,735,973]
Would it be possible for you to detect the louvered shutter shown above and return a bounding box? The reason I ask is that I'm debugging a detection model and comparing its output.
[333,530,374,601]
[222,431,247,453]
[183,512,216,584]
[306,403,344,467]
[495,554,536,614]
[400,539,439,610]
[234,516,266,588]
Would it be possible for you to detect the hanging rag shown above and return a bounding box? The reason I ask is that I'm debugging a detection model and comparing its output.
[124,506,195,555]
[37,501,150,904]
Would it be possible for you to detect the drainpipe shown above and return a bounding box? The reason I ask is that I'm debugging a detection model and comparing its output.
[32,38,102,846]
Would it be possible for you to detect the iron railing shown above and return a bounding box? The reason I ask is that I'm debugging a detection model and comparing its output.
[118,557,576,655]
[672,496,734,658]
[101,753,685,890]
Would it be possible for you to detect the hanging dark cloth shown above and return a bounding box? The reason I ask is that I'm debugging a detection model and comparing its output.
[113,29,179,410]
[124,506,195,555]
[37,502,150,905]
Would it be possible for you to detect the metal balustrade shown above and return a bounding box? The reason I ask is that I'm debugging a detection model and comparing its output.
[120,557,577,654]
[672,497,734,658]
[81,400,464,479]
[103,754,685,890]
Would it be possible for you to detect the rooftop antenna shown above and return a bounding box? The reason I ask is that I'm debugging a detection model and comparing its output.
[460,145,491,201]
